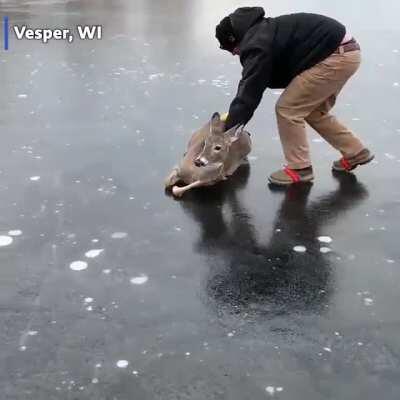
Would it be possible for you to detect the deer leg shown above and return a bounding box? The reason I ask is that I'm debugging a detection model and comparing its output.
[225,160,242,176]
[172,180,204,198]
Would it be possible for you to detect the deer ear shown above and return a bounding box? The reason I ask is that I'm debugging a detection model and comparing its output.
[226,124,244,142]
[211,112,221,126]
[224,124,238,136]
[210,112,224,135]
[230,135,240,143]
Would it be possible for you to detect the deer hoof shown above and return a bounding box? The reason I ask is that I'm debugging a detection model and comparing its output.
[172,185,184,198]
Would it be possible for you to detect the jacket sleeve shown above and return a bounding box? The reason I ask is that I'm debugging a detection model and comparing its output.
[225,49,272,130]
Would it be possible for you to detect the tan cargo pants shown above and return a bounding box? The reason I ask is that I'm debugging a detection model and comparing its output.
[276,50,364,169]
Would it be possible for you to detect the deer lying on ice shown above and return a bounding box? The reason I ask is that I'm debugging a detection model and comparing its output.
[165,112,252,197]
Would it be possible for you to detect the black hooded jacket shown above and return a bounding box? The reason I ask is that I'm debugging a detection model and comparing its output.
[224,8,346,130]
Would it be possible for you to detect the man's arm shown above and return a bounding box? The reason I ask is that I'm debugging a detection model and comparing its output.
[225,49,272,130]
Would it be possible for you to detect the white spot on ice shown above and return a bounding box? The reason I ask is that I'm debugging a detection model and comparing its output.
[95,363,102,368]
[92,378,99,384]
[132,370,138,375]
[28,330,38,336]
[323,347,332,352]
[394,82,399,87]
[185,352,191,356]
[265,386,275,395]
[384,153,396,160]
[130,275,148,285]
[85,249,104,258]
[30,176,40,181]
[18,94,28,99]
[293,245,307,253]
[70,261,88,271]
[0,236,13,247]
[227,332,234,337]
[318,236,332,243]
[386,259,395,264]
[357,342,364,346]
[364,298,374,306]
[86,306,93,311]
[320,247,332,254]
[19,346,27,351]
[84,297,94,304]
[116,360,129,368]
[148,73,164,80]
[91,239,99,243]
[111,232,127,239]
[102,269,111,274]
[197,79,206,84]
[8,230,22,236]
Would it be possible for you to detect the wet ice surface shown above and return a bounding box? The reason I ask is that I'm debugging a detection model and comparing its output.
[1,0,400,399]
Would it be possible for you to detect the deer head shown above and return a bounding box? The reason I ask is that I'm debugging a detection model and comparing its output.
[194,112,243,168]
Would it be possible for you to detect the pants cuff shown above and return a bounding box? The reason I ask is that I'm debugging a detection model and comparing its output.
[286,161,312,170]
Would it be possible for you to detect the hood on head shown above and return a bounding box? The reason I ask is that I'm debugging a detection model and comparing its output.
[229,7,265,43]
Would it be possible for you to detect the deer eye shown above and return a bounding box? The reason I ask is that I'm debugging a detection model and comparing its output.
[214,145,222,151]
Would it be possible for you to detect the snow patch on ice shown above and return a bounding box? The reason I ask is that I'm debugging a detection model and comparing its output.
[266,386,283,395]
[116,360,129,368]
[148,73,164,80]
[85,249,104,258]
[293,245,306,253]
[8,230,22,236]
[364,297,374,306]
[111,232,127,239]
[384,153,396,160]
[70,261,88,271]
[130,275,148,285]
[318,236,332,243]
[84,297,94,304]
[0,236,13,247]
